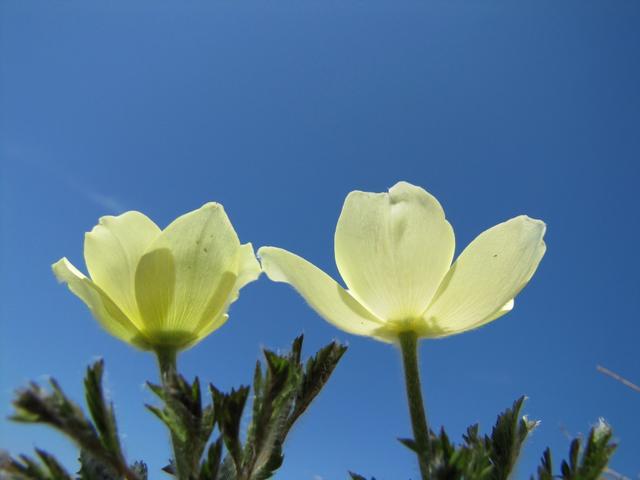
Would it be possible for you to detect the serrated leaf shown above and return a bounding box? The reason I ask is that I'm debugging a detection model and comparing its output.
[34,450,72,480]
[199,437,224,480]
[145,403,188,443]
[161,460,176,476]
[286,340,347,433]
[9,372,139,480]
[1,452,48,479]
[290,335,304,365]
[398,437,417,453]
[129,461,148,480]
[348,472,367,480]
[148,370,219,480]
[84,361,126,468]
[245,352,297,479]
[208,335,347,480]
[212,385,250,474]
[78,450,119,480]
[488,396,534,480]
[146,382,165,401]
[534,448,553,480]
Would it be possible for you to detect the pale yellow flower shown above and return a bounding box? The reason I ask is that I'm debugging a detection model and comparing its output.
[259,182,546,342]
[53,203,260,351]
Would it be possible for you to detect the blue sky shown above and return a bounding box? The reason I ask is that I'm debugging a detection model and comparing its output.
[1,0,639,478]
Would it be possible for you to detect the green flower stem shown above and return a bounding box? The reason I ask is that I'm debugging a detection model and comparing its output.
[156,348,178,381]
[398,331,430,480]
[155,348,189,480]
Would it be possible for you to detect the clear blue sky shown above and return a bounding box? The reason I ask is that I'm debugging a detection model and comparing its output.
[1,0,639,478]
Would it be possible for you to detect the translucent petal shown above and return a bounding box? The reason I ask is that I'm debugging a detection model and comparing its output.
[217,242,261,313]
[134,203,240,335]
[134,248,177,335]
[84,211,160,326]
[425,299,514,338]
[484,298,514,324]
[194,313,230,345]
[258,246,384,336]
[52,258,147,348]
[191,242,261,337]
[335,181,455,321]
[235,242,262,292]
[423,216,545,336]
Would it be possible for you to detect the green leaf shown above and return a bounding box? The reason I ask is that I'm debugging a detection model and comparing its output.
[145,403,189,443]
[348,472,368,480]
[1,452,49,479]
[553,419,617,480]
[212,384,250,474]
[129,461,148,480]
[11,379,97,446]
[398,437,417,453]
[347,473,377,480]
[206,335,347,480]
[395,397,538,480]
[488,396,538,480]
[0,450,73,480]
[148,371,219,479]
[78,450,119,480]
[287,339,348,432]
[9,363,139,480]
[83,361,126,469]
[34,450,72,480]
[244,350,296,479]
[533,448,553,480]
[199,437,224,480]
[244,336,347,480]
[161,460,176,476]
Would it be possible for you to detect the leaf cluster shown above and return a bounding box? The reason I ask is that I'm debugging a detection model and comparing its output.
[1,336,347,480]
[351,397,617,480]
[0,345,618,480]
[146,372,219,480]
[210,335,347,480]
[2,360,144,480]
[533,419,617,480]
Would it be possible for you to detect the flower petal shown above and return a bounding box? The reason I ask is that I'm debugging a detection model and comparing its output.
[194,313,230,346]
[235,242,262,292]
[191,242,261,337]
[484,298,514,324]
[221,242,262,312]
[134,203,241,336]
[84,211,160,326]
[423,216,545,336]
[334,181,455,321]
[52,258,147,348]
[258,246,384,336]
[134,248,177,337]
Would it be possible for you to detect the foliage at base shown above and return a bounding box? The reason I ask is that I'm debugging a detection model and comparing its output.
[350,398,617,480]
[0,336,346,480]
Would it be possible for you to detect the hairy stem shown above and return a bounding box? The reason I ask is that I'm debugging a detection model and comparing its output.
[156,348,178,381]
[398,331,430,480]
[155,348,190,479]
